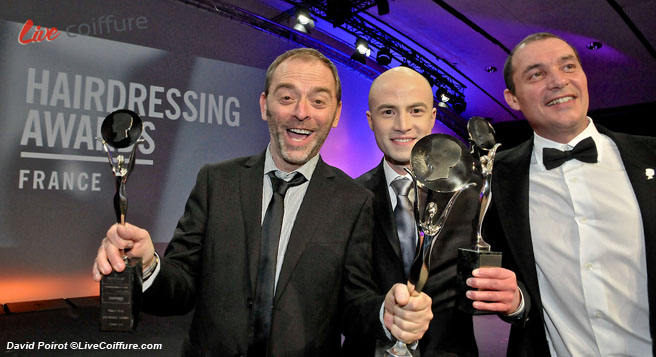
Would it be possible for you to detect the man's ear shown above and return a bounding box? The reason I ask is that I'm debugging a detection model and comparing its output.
[504,89,521,111]
[259,92,267,121]
[331,101,342,128]
[366,111,374,131]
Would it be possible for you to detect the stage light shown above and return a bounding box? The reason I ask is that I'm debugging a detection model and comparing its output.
[355,38,371,57]
[351,38,370,64]
[436,87,450,103]
[451,97,466,114]
[376,0,390,15]
[376,47,392,66]
[351,51,366,64]
[293,7,315,33]
[586,41,602,50]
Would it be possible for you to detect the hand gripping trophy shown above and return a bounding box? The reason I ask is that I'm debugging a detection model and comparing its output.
[456,116,503,314]
[387,134,477,357]
[96,109,145,331]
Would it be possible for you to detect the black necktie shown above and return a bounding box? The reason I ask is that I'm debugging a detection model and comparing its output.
[250,171,306,356]
[391,178,416,278]
[543,137,598,170]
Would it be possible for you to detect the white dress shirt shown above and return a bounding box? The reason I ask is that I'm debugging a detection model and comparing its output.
[144,145,318,291]
[379,160,418,349]
[529,118,651,356]
[261,145,317,288]
[383,159,415,213]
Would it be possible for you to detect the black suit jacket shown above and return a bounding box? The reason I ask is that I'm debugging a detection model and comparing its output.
[342,160,479,356]
[486,126,656,356]
[142,151,375,356]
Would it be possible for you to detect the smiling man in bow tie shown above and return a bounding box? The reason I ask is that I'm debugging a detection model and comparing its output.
[485,32,656,356]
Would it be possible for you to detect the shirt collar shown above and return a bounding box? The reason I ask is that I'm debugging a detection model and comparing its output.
[264,144,319,181]
[532,117,603,170]
[383,159,412,187]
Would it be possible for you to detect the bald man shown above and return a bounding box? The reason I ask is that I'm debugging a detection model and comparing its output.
[341,67,480,355]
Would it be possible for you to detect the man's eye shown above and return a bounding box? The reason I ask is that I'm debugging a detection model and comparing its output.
[383,109,393,115]
[411,108,424,114]
[530,72,542,79]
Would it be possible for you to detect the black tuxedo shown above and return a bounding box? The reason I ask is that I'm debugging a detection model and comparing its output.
[486,125,656,356]
[341,160,479,356]
[142,151,374,356]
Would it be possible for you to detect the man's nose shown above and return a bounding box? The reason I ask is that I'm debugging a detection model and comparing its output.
[293,99,310,121]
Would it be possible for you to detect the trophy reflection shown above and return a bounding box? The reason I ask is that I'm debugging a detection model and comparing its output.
[96,109,145,331]
[387,134,476,357]
[456,116,503,315]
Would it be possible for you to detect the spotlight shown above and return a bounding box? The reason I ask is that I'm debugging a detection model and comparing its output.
[376,47,392,66]
[586,41,602,50]
[293,7,315,33]
[376,0,390,15]
[351,52,366,64]
[327,0,351,27]
[436,87,450,103]
[451,97,466,114]
[351,38,370,64]
[355,38,371,57]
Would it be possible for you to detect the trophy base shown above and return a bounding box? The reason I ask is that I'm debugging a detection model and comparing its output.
[456,248,502,315]
[100,257,142,332]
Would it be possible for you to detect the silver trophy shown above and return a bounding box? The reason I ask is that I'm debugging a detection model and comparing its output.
[387,134,476,357]
[456,116,502,315]
[96,109,145,331]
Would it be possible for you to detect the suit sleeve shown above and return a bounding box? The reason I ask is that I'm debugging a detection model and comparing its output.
[142,165,210,316]
[484,200,531,326]
[340,192,389,341]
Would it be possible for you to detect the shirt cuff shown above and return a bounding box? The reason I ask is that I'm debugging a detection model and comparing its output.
[380,301,393,340]
[379,301,419,350]
[142,252,160,291]
[504,286,525,317]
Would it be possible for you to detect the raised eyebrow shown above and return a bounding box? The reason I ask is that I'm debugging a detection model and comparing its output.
[272,83,297,95]
[309,86,333,97]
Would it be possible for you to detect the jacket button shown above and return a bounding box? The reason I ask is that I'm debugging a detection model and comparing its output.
[246,298,253,308]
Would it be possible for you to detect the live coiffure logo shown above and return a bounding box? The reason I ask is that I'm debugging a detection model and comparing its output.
[17,15,150,45]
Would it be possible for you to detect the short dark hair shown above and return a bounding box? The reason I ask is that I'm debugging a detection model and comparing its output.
[264,48,342,102]
[503,32,581,94]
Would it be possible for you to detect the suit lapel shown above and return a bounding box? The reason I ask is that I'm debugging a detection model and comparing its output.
[494,139,543,302]
[370,163,404,265]
[598,127,656,248]
[274,157,335,302]
[240,152,265,294]
[599,127,656,332]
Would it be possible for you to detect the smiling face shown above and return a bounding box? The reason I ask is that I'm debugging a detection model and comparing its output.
[367,67,436,175]
[504,37,590,143]
[260,56,342,172]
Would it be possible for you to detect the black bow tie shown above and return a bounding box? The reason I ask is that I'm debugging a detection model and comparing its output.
[542,137,598,170]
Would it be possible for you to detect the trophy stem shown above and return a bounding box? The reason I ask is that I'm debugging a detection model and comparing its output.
[474,240,491,252]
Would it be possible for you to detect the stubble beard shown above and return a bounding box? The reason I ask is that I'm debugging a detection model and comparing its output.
[266,109,335,167]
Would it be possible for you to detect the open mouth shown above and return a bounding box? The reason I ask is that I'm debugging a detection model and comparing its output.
[546,96,575,106]
[287,128,313,141]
